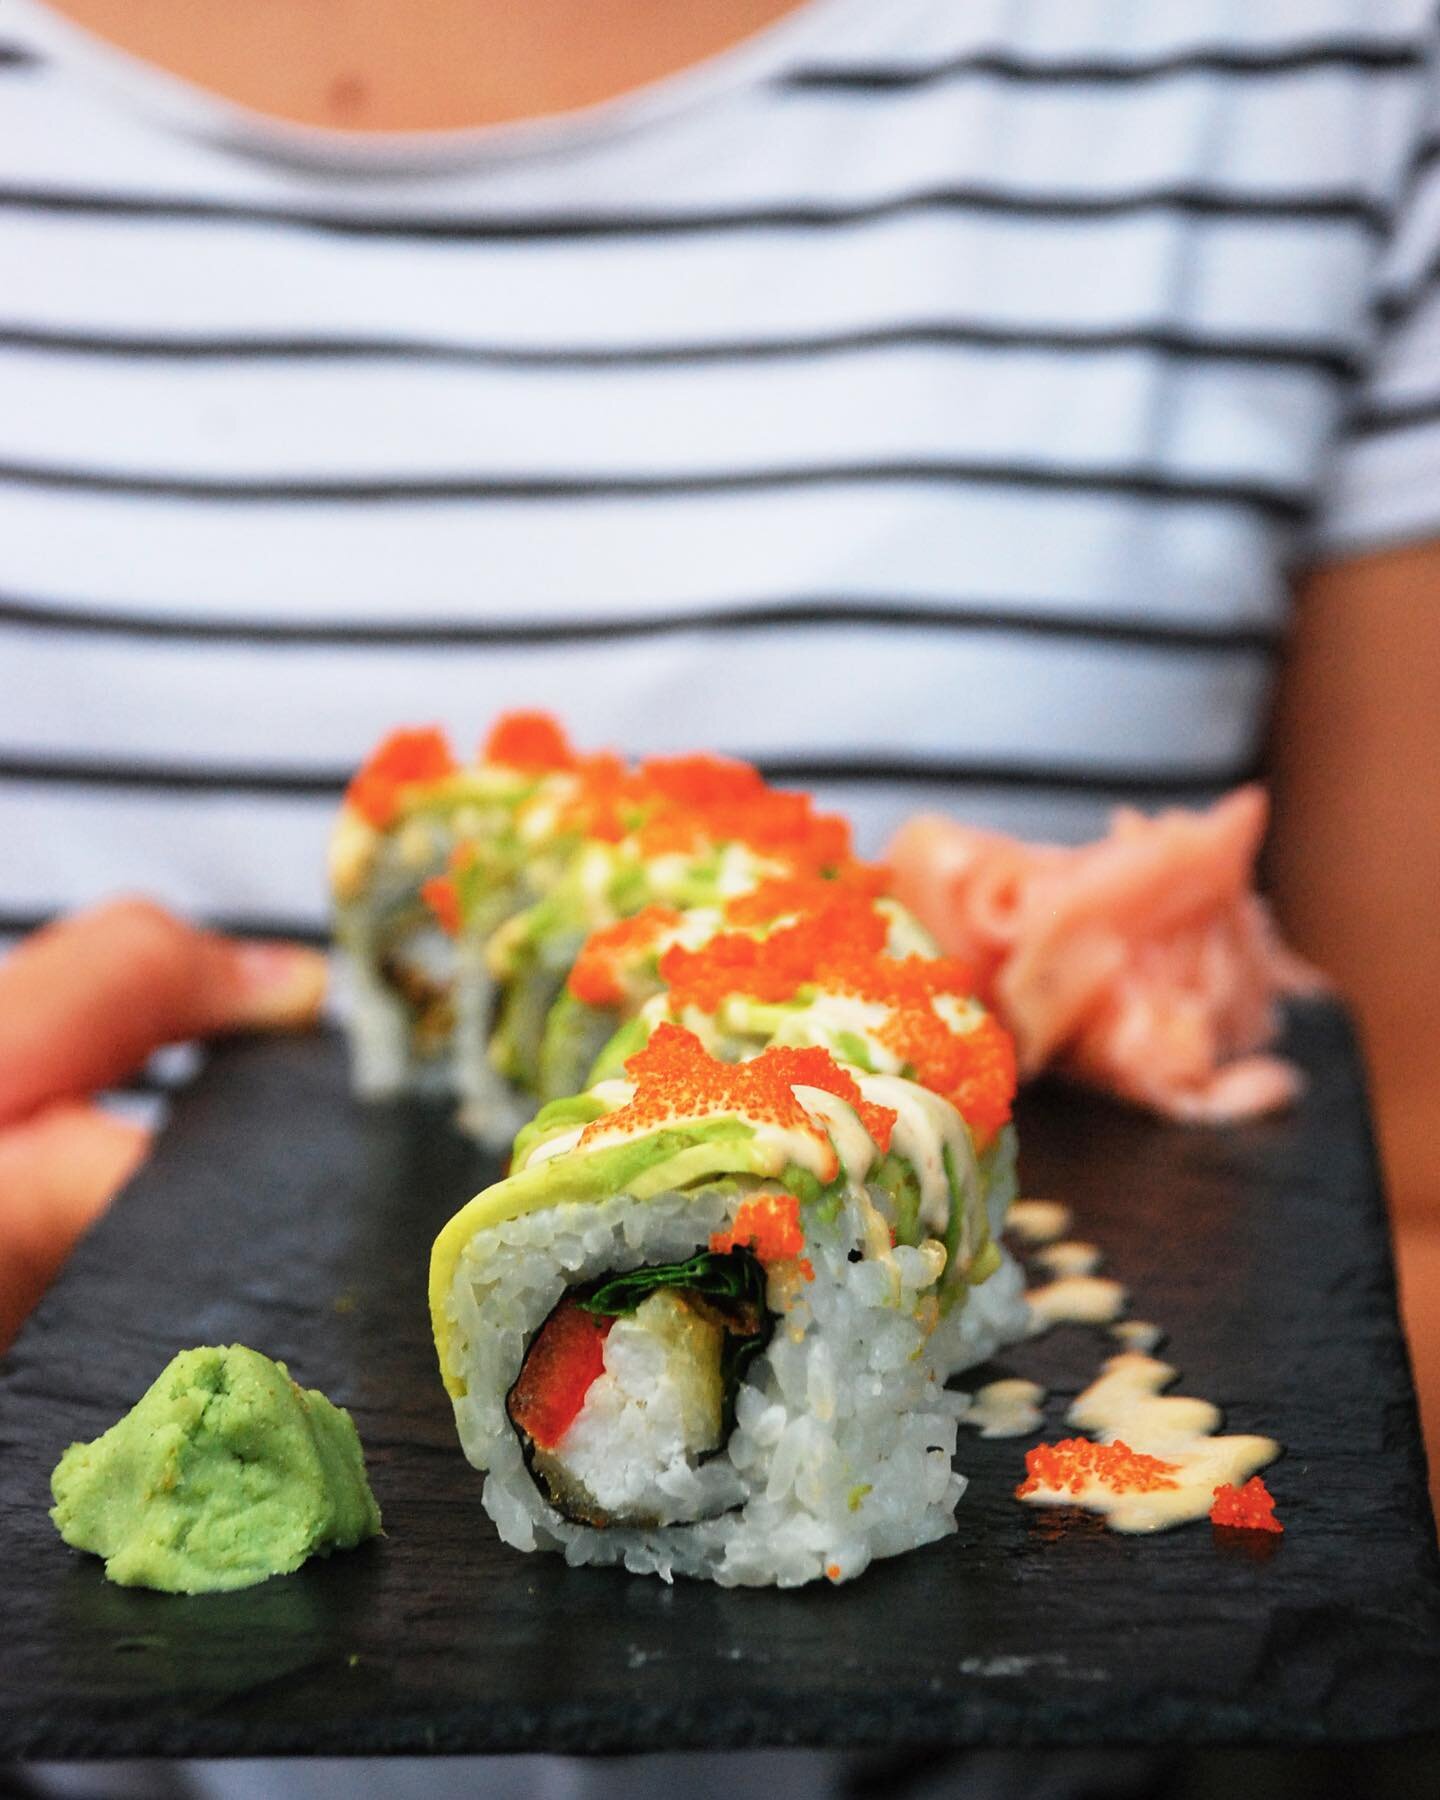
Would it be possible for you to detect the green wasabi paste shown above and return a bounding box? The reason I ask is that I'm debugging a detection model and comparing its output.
[49,1344,382,1594]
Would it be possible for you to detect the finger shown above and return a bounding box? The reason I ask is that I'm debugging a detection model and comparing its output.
[0,898,327,1127]
[0,1101,150,1352]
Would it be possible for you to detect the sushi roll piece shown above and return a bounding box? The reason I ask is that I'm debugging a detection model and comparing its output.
[331,725,464,1096]
[581,899,1026,1374]
[428,1024,1010,1586]
[544,870,907,1107]
[330,713,590,1100]
[537,902,704,1116]
[584,883,950,1084]
[447,754,856,1145]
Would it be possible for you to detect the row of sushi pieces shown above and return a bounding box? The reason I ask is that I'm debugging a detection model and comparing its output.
[333,714,1034,1586]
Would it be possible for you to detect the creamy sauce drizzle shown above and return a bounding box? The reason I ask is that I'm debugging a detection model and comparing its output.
[790,1086,877,1184]
[522,1075,897,1198]
[1035,1240,1102,1279]
[1027,1275,1127,1332]
[518,793,564,845]
[877,898,939,958]
[1111,1319,1164,1353]
[1006,1199,1072,1245]
[524,1125,585,1168]
[962,1378,1046,1439]
[722,843,780,897]
[763,995,917,1114]
[611,908,722,1006]
[577,842,621,918]
[932,992,989,1035]
[520,1079,636,1169]
[851,1185,904,1301]
[857,1071,971,1237]
[1020,1352,1279,1534]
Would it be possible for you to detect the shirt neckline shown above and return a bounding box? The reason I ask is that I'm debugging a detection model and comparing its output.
[9,0,878,176]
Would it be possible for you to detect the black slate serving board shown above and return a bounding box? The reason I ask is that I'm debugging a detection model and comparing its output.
[2,1004,1438,1758]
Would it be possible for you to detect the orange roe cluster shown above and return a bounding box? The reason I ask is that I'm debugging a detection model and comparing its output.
[565,872,891,1009]
[710,1191,813,1278]
[612,754,852,875]
[569,906,684,1006]
[1016,1438,1180,1499]
[636,791,851,875]
[420,842,483,937]
[552,750,634,842]
[577,1022,897,1174]
[659,906,1017,1139]
[1210,1475,1283,1534]
[421,873,462,936]
[638,752,766,810]
[346,726,458,828]
[874,1006,1016,1143]
[482,710,579,773]
[660,895,891,1012]
[548,749,852,872]
[721,867,889,928]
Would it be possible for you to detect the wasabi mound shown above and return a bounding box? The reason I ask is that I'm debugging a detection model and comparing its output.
[50,1344,382,1593]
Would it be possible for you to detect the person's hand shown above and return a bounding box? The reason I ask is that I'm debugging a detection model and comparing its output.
[0,900,327,1350]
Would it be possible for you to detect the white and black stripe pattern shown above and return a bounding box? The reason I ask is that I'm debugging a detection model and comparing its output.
[3,0,1440,941]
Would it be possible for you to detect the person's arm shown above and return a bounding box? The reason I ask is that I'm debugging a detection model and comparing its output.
[0,902,326,1349]
[1268,543,1440,1514]
[1267,542,1440,1227]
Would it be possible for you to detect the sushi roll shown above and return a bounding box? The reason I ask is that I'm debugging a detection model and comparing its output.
[579,896,1025,1375]
[445,754,857,1145]
[428,1024,1011,1586]
[546,871,905,1105]
[330,713,591,1100]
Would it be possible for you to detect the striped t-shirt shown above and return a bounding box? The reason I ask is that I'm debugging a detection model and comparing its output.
[4,0,1440,947]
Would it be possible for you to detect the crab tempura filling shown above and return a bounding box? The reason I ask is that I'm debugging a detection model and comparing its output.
[506,1254,770,1530]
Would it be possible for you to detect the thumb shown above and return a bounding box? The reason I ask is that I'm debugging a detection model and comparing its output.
[0,899,327,1127]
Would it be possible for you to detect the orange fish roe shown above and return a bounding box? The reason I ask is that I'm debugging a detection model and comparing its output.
[637,752,766,808]
[825,1563,842,1582]
[1016,1438,1181,1499]
[420,874,461,936]
[709,1191,812,1277]
[551,751,638,843]
[722,867,889,928]
[566,876,895,1011]
[420,842,487,935]
[577,1023,897,1173]
[568,906,685,1007]
[660,896,891,1013]
[346,726,458,828]
[619,756,852,872]
[640,792,852,874]
[873,1006,1017,1143]
[658,904,1018,1139]
[533,744,853,874]
[1210,1476,1283,1534]
[741,1043,896,1151]
[481,709,579,772]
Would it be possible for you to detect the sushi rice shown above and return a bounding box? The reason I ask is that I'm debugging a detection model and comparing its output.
[429,1026,1029,1588]
[442,1181,1023,1588]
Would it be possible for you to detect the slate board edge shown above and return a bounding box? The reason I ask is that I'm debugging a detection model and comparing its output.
[6,1664,1440,1760]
